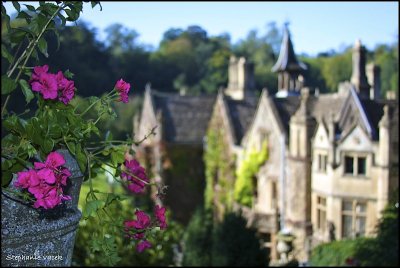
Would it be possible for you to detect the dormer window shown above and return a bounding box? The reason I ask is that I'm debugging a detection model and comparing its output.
[344,154,367,176]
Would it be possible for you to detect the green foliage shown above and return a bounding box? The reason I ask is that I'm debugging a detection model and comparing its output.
[182,207,214,266]
[373,43,399,97]
[182,209,269,266]
[310,239,359,266]
[353,191,399,266]
[203,127,235,216]
[212,212,269,266]
[73,172,184,266]
[234,141,268,207]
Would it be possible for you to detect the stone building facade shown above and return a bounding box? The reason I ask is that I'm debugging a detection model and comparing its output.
[134,25,399,263]
[238,28,398,263]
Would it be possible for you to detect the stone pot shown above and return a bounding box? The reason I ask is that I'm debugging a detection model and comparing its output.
[1,149,83,267]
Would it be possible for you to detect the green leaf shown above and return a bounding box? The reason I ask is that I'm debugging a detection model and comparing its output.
[64,8,78,21]
[26,143,37,158]
[75,144,87,173]
[4,14,11,32]
[90,238,102,252]
[57,13,66,27]
[2,171,13,187]
[24,4,36,12]
[83,200,105,218]
[111,148,125,166]
[9,28,28,43]
[31,47,39,61]
[66,141,76,155]
[104,193,127,207]
[16,11,32,23]
[37,38,48,57]
[42,138,54,154]
[91,1,102,11]
[54,30,61,51]
[19,79,34,104]
[105,131,113,142]
[1,44,13,64]
[1,76,17,95]
[12,1,20,12]
[63,69,74,79]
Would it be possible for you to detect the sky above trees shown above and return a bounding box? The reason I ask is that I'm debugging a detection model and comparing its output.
[3,2,398,56]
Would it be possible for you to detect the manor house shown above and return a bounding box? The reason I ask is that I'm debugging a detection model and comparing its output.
[134,25,399,263]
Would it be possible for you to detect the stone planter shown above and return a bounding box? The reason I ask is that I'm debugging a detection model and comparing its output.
[276,231,295,264]
[1,150,83,267]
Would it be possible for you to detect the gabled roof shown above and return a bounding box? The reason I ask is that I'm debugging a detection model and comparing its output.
[271,26,307,73]
[359,98,398,140]
[271,93,346,139]
[151,90,216,144]
[224,95,259,145]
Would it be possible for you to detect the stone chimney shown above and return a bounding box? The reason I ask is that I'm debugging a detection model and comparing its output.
[225,56,255,100]
[366,63,381,100]
[350,39,370,99]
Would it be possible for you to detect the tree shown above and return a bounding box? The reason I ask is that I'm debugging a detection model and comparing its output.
[182,208,269,267]
[211,212,269,266]
[182,208,214,266]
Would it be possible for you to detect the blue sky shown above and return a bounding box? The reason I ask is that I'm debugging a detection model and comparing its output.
[3,1,399,56]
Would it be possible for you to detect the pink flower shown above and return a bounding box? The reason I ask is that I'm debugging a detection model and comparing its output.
[37,168,56,184]
[55,71,75,104]
[14,170,40,189]
[35,152,66,170]
[31,65,49,81]
[121,159,149,194]
[126,209,151,230]
[154,205,167,230]
[31,72,58,100]
[133,232,145,240]
[136,240,152,253]
[30,66,75,104]
[33,187,62,209]
[59,168,71,186]
[115,79,131,103]
[15,151,72,210]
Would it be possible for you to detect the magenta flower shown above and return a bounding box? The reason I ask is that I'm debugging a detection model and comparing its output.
[30,66,75,104]
[14,170,40,189]
[121,159,149,194]
[133,232,145,240]
[136,240,152,253]
[34,151,66,170]
[31,72,58,100]
[132,209,151,230]
[14,151,72,210]
[30,65,49,81]
[154,205,167,230]
[37,168,56,184]
[115,79,131,103]
[33,186,62,209]
[55,71,75,104]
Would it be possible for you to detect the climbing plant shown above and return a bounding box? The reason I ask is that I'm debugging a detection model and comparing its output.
[203,126,235,218]
[234,140,268,207]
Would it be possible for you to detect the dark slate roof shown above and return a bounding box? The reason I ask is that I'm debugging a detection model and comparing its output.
[271,26,307,73]
[225,96,259,145]
[272,96,300,135]
[151,91,216,144]
[309,94,347,120]
[359,99,398,139]
[272,94,346,137]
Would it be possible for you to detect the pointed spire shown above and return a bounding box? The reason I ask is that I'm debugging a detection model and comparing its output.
[272,25,307,73]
